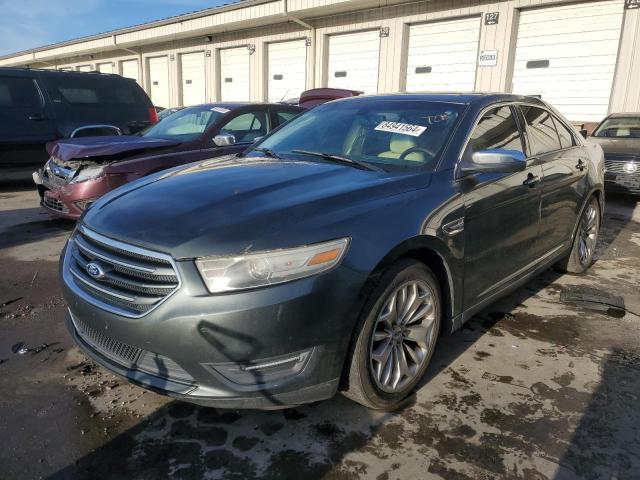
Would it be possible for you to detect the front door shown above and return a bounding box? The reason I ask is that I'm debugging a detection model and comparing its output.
[518,105,588,257]
[462,105,543,309]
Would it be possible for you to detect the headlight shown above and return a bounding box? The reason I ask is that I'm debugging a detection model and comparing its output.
[70,166,105,184]
[195,238,350,293]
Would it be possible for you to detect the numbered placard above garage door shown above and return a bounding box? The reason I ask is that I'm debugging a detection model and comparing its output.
[121,60,140,85]
[406,17,481,93]
[181,51,206,106]
[267,40,307,102]
[220,47,250,101]
[512,0,624,122]
[148,56,170,108]
[328,30,380,94]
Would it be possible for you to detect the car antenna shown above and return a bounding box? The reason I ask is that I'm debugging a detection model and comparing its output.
[279,89,290,103]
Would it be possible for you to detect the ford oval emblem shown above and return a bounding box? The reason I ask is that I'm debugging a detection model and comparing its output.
[86,262,105,279]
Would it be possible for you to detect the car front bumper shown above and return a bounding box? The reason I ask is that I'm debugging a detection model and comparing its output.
[61,238,366,409]
[35,169,127,220]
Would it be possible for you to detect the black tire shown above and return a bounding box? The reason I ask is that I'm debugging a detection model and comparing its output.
[341,259,441,410]
[556,196,601,274]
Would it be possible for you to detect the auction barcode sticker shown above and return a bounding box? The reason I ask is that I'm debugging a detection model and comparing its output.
[374,121,427,137]
[211,107,230,114]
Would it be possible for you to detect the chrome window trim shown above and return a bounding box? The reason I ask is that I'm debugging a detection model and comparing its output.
[70,124,123,138]
[63,225,182,319]
[456,100,583,177]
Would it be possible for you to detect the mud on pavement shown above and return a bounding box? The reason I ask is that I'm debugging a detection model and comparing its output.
[1,186,639,480]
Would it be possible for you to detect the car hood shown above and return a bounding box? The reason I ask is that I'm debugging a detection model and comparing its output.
[47,136,181,162]
[82,156,431,259]
[588,137,640,157]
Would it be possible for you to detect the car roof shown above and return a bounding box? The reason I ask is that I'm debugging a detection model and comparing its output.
[182,102,303,110]
[329,92,546,108]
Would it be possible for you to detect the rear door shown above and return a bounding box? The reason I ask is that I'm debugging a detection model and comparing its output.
[0,72,57,175]
[518,105,588,256]
[462,105,543,309]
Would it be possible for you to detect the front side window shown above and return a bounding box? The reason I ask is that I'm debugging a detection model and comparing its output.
[592,116,640,138]
[468,106,524,155]
[142,106,224,141]
[521,106,562,155]
[255,100,463,170]
[0,77,42,109]
[220,111,268,143]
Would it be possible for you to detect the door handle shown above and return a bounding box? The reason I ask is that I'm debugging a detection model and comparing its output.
[576,159,586,171]
[28,114,47,121]
[523,173,541,187]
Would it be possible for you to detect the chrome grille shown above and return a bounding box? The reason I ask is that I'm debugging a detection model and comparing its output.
[43,195,68,213]
[605,159,640,176]
[64,226,180,317]
[71,313,141,365]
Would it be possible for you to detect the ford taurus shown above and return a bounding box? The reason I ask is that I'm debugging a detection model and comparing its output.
[60,93,605,410]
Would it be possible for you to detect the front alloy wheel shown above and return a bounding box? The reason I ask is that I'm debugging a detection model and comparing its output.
[370,281,436,393]
[342,259,441,410]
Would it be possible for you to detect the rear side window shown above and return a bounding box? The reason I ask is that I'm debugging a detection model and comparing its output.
[45,76,142,106]
[468,106,524,154]
[553,117,576,149]
[220,111,268,143]
[275,110,299,126]
[520,106,562,155]
[0,77,42,108]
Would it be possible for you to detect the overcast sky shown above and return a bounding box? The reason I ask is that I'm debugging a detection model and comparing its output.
[0,0,231,56]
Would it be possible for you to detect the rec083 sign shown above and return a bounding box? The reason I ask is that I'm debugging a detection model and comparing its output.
[478,50,498,67]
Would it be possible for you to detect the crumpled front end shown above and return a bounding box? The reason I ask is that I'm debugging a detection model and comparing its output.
[34,158,127,220]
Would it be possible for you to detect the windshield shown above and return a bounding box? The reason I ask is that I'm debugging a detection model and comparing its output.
[141,106,225,141]
[253,100,463,170]
[593,116,640,138]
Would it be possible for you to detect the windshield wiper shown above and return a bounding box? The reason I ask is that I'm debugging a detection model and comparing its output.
[253,147,281,159]
[291,149,379,171]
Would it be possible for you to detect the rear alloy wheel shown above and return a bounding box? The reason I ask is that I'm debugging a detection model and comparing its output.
[557,196,600,273]
[342,260,441,410]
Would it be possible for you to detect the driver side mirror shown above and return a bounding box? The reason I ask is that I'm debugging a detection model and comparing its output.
[460,149,527,176]
[213,134,236,147]
[579,129,588,139]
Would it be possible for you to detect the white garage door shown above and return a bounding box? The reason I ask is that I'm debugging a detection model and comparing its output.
[267,40,307,102]
[77,65,92,72]
[512,0,624,122]
[220,47,250,101]
[148,56,170,108]
[406,17,481,93]
[328,30,380,94]
[181,51,206,106]
[121,60,140,84]
[97,63,113,74]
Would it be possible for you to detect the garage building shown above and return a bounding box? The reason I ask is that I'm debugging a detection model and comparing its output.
[1,0,639,127]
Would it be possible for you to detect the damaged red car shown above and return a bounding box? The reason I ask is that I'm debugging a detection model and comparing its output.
[34,102,303,219]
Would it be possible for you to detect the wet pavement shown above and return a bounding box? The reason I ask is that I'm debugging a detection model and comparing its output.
[1,184,639,480]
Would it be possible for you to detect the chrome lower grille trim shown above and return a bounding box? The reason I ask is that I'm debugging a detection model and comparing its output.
[63,226,181,318]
